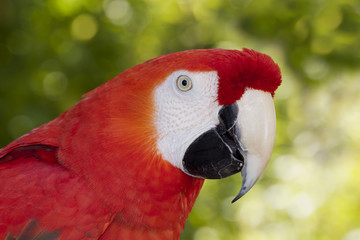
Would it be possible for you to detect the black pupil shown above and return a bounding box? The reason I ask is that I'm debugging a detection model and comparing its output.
[181,79,188,87]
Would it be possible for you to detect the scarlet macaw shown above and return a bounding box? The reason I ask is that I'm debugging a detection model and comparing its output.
[0,48,281,239]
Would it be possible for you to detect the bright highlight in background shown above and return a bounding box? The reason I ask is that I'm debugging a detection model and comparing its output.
[71,14,98,41]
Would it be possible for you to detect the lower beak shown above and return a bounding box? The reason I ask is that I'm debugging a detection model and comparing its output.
[182,89,276,202]
[182,104,244,179]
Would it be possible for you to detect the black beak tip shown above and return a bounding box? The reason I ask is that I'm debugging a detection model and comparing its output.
[231,194,242,204]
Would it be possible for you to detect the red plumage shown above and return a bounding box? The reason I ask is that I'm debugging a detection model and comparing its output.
[0,49,281,240]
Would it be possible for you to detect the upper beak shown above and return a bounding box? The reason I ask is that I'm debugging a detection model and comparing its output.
[232,89,276,202]
[182,89,276,202]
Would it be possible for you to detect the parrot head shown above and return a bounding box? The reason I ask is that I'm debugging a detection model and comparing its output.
[77,48,280,205]
[148,48,281,202]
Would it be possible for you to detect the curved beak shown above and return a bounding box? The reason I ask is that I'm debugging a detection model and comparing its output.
[182,89,276,203]
[232,89,276,203]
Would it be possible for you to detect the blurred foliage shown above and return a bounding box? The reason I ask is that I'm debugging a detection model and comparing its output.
[1,0,360,239]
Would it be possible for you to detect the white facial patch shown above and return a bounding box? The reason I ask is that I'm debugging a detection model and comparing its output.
[153,70,221,170]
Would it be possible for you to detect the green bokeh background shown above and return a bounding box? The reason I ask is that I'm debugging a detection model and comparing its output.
[1,0,360,239]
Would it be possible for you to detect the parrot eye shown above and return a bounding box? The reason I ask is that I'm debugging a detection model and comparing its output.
[176,75,192,92]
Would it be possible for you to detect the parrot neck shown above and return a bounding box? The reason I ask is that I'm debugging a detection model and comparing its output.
[59,139,204,237]
[102,159,205,238]
[57,109,204,236]
[83,153,204,238]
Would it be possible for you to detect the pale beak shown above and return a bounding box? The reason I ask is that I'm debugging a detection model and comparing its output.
[232,89,276,203]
